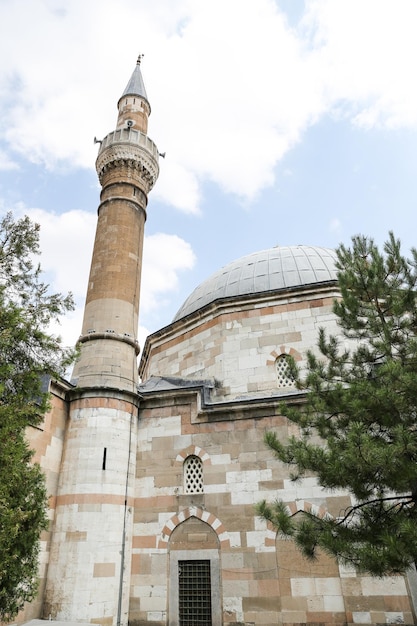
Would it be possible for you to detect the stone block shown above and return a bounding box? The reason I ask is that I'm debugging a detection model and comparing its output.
[323,594,346,612]
[361,576,407,596]
[242,596,280,612]
[93,562,115,577]
[291,577,316,596]
[65,531,87,542]
[316,577,342,596]
[280,609,307,623]
[352,611,372,623]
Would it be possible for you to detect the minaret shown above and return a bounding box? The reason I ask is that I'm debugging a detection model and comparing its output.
[72,53,159,391]
[44,58,159,626]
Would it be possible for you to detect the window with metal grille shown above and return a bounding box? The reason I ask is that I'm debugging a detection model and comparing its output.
[178,560,212,626]
[184,455,203,493]
[275,354,295,388]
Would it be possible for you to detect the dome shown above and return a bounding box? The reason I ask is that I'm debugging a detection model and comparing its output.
[173,245,338,321]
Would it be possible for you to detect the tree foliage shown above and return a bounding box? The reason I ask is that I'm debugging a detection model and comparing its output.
[0,212,75,621]
[257,232,417,576]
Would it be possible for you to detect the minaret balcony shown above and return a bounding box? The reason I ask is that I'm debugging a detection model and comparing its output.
[96,127,159,191]
[98,127,159,159]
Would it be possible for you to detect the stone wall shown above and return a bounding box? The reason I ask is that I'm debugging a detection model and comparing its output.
[140,285,341,401]
[18,381,70,624]
[130,386,415,626]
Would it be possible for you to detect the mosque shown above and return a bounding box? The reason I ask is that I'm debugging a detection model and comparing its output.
[22,59,417,626]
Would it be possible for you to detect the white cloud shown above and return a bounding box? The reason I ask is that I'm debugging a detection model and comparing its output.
[1,0,417,215]
[302,0,417,129]
[154,159,201,215]
[141,232,196,313]
[0,150,18,171]
[150,0,322,205]
[21,207,96,298]
[11,206,95,346]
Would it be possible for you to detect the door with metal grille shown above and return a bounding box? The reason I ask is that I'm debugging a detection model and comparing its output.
[178,559,212,626]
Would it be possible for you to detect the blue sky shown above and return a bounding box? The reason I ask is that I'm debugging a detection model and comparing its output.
[0,0,416,349]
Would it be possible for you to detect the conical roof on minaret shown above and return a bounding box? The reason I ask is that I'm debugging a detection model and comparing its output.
[119,55,150,109]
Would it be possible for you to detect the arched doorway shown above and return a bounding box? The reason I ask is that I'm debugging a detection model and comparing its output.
[168,516,222,626]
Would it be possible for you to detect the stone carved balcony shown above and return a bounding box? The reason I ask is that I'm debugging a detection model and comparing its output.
[96,127,159,191]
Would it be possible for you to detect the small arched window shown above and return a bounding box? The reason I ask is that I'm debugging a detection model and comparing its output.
[184,455,204,494]
[275,354,296,389]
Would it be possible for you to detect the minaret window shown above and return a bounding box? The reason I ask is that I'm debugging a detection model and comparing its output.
[184,455,203,493]
[275,354,296,389]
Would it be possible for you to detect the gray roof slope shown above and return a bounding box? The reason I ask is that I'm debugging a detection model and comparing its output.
[138,376,213,394]
[173,245,338,321]
[121,58,149,102]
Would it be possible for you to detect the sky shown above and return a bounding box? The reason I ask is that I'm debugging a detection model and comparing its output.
[1,0,417,351]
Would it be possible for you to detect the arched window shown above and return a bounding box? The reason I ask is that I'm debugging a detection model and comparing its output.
[275,354,295,389]
[184,455,204,494]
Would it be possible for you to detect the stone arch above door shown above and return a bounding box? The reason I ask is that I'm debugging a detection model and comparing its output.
[158,506,230,549]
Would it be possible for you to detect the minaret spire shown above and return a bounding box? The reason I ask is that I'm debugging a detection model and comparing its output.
[118,53,150,121]
[44,60,159,626]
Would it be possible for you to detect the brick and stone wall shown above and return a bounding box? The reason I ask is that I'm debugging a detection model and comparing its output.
[19,381,70,623]
[140,285,341,401]
[134,284,416,626]
[130,386,415,626]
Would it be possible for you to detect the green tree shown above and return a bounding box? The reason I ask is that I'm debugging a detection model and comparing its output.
[0,212,75,621]
[257,232,417,576]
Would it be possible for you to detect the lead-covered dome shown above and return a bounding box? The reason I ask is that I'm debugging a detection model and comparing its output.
[174,245,338,321]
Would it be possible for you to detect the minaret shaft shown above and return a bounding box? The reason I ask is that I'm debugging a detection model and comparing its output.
[73,201,145,390]
[85,199,145,332]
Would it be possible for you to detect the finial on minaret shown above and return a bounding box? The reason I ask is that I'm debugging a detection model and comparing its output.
[137,53,144,65]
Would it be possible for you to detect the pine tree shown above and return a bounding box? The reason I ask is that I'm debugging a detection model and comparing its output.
[257,232,417,576]
[0,212,75,621]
